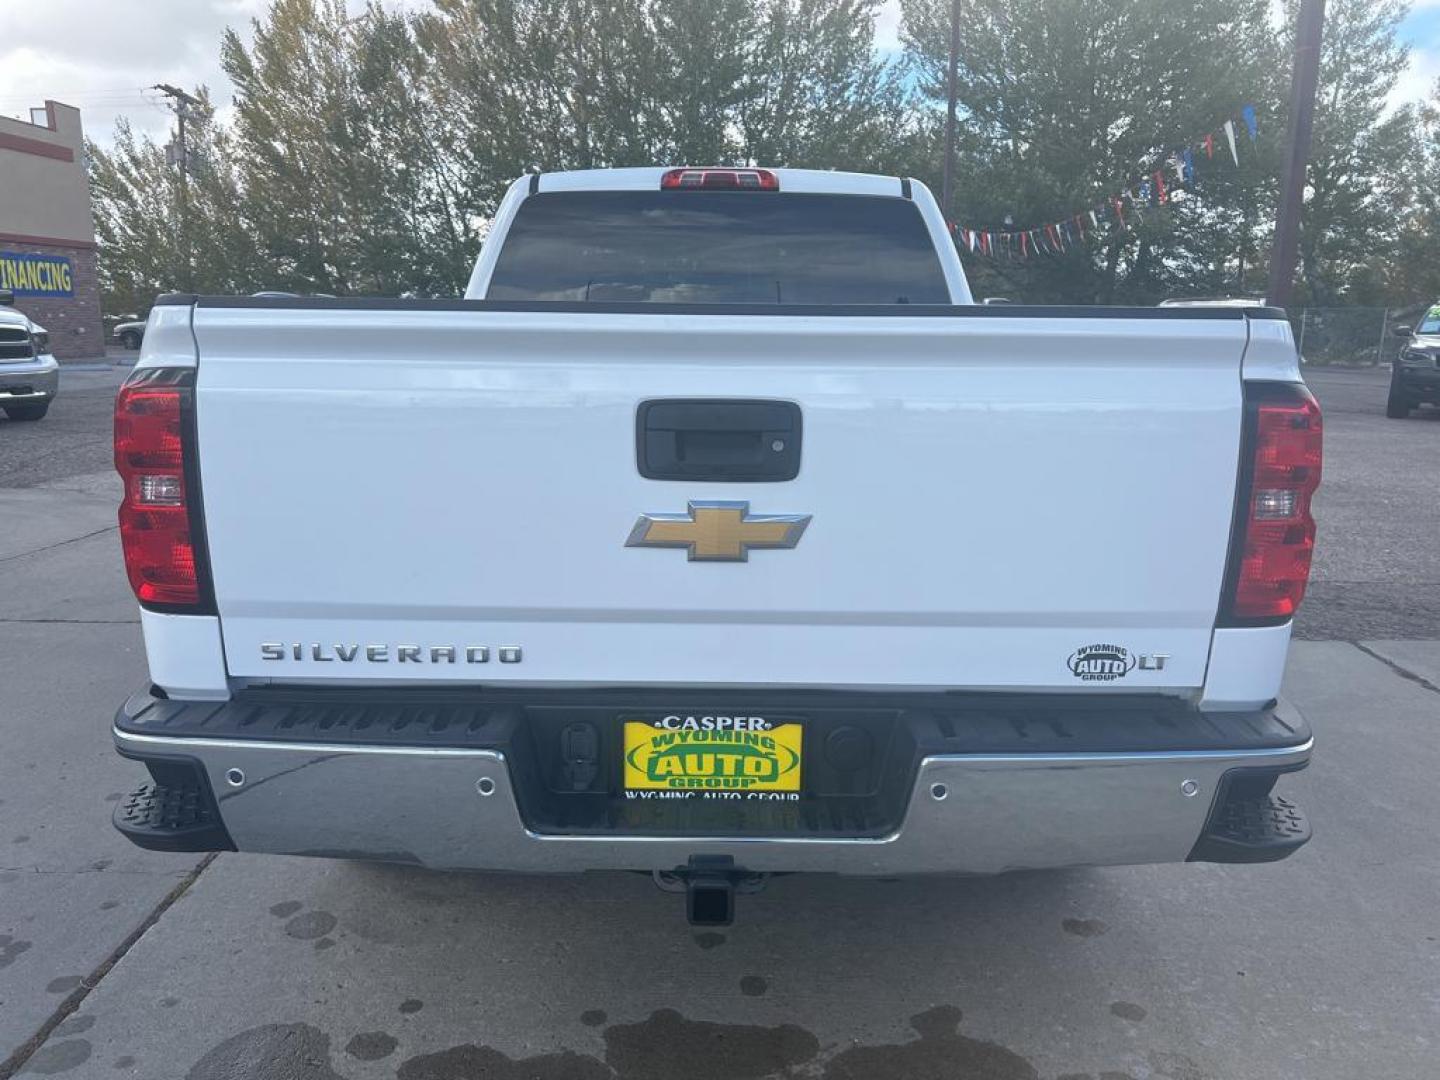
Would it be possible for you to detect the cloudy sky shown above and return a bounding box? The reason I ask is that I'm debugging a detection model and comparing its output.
[1,0,1435,148]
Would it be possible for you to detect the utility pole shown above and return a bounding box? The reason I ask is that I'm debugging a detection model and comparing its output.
[152,83,203,292]
[1266,0,1325,309]
[940,0,961,218]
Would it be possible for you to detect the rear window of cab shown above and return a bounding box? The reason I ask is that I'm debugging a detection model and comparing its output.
[486,191,950,305]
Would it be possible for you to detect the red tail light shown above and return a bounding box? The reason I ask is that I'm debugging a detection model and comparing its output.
[115,368,211,610]
[661,167,779,191]
[1222,382,1322,623]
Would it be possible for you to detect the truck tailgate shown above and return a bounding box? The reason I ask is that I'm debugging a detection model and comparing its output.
[191,303,1249,692]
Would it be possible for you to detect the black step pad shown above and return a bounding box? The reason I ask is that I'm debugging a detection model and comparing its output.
[113,783,235,853]
[1190,795,1310,864]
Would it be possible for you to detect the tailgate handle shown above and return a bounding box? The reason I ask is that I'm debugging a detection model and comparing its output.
[637,399,801,482]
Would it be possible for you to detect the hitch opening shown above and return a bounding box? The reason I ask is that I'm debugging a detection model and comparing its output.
[685,875,731,927]
[655,856,768,926]
[687,873,735,927]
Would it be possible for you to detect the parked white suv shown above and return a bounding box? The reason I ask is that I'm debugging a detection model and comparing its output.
[0,289,58,422]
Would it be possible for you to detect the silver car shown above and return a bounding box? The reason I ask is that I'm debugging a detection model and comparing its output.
[0,289,59,422]
[112,319,146,350]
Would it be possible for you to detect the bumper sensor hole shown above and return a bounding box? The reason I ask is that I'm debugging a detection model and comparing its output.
[475,777,496,797]
[930,783,949,801]
[224,768,245,787]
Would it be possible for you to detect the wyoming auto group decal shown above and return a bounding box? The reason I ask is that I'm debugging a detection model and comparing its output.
[1068,644,1170,681]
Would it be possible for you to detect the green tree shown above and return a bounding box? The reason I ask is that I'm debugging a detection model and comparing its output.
[220,0,465,294]
[1391,77,1440,306]
[900,0,1279,304]
[739,0,919,171]
[89,95,260,314]
[94,0,1430,313]
[1286,0,1416,306]
[414,0,917,224]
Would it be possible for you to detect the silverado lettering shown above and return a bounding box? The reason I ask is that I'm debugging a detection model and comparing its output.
[259,643,520,663]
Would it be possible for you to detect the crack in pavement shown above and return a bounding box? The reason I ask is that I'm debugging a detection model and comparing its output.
[0,618,138,625]
[1349,642,1440,695]
[0,853,218,1080]
[0,526,118,566]
[0,866,198,877]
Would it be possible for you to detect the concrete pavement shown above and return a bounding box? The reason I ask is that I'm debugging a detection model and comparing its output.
[1,363,1438,1079]
[0,444,205,1075]
[4,639,1438,1080]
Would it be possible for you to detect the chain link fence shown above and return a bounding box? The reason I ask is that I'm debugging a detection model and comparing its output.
[1289,307,1404,367]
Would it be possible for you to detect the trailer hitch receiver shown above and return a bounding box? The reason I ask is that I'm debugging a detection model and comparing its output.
[653,856,769,926]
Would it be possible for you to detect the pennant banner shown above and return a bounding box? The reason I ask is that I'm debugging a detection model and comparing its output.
[951,106,1260,259]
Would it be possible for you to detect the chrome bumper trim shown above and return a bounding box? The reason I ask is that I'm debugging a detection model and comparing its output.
[115,727,1311,875]
[0,360,59,399]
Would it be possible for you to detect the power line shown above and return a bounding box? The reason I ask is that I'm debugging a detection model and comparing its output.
[0,86,154,100]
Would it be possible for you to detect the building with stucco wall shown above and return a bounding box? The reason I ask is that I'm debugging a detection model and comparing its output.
[0,101,105,359]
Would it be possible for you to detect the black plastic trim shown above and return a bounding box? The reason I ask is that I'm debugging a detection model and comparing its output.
[900,177,912,199]
[116,685,1311,755]
[1187,762,1311,864]
[111,749,236,853]
[636,398,802,482]
[528,171,540,195]
[179,294,1277,319]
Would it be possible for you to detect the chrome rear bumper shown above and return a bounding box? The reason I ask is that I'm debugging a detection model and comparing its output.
[113,724,1311,875]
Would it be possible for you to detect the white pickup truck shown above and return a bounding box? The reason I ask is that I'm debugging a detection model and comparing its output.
[112,167,1319,924]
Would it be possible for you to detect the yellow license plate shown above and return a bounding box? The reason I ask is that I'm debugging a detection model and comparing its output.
[622,720,803,793]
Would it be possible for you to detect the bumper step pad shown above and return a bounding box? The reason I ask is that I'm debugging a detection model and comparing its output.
[113,782,235,853]
[1190,794,1310,864]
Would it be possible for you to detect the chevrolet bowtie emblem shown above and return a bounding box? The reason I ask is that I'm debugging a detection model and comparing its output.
[626,501,811,562]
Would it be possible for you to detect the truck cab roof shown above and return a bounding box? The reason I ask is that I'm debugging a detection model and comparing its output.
[533,166,910,198]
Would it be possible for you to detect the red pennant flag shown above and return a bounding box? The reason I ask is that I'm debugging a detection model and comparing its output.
[1020,232,1028,256]
[1204,133,1214,159]
[1113,197,1125,229]
[1154,171,1167,203]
